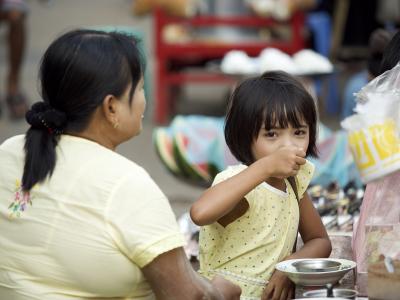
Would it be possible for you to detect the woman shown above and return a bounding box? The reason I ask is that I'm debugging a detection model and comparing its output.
[0,29,241,299]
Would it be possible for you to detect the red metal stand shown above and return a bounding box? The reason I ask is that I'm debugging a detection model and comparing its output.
[154,8,305,123]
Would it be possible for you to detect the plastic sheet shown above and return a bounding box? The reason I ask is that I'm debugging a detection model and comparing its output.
[342,63,400,183]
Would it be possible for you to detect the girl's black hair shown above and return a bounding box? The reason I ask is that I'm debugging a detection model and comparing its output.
[22,29,145,191]
[225,71,318,166]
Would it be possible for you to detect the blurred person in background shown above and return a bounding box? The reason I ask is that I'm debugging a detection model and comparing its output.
[341,28,393,119]
[0,0,29,118]
[0,29,241,300]
[380,29,400,74]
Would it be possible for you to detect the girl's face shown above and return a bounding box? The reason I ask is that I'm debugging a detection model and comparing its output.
[251,121,310,161]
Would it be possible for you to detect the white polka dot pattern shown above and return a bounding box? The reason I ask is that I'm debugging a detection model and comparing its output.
[199,161,315,298]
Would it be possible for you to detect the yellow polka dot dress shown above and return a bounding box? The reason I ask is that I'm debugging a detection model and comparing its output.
[199,160,314,299]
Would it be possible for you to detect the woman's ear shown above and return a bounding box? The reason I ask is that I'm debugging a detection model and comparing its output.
[102,94,118,125]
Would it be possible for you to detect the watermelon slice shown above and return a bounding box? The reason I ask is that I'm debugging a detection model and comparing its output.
[173,132,212,183]
[153,128,181,176]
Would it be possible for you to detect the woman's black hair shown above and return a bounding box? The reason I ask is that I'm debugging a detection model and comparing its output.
[380,30,400,75]
[225,71,318,166]
[22,29,146,191]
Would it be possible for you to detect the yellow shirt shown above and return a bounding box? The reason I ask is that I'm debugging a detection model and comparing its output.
[0,135,184,299]
[199,161,314,300]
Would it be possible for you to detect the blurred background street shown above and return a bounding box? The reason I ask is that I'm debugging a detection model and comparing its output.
[0,0,204,217]
[0,0,396,219]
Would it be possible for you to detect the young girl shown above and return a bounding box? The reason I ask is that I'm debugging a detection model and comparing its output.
[190,71,332,300]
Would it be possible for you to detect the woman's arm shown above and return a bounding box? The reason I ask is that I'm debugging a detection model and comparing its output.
[142,247,241,300]
[190,147,306,226]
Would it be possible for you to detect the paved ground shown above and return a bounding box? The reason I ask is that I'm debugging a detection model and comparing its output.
[0,0,204,217]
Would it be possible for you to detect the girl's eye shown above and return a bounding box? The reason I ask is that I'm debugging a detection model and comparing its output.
[265,131,277,138]
[295,129,307,136]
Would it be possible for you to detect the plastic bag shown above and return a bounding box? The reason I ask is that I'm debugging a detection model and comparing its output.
[341,63,400,183]
[352,171,400,274]
[352,171,400,297]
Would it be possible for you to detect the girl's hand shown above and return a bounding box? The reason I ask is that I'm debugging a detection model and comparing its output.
[261,270,294,300]
[263,146,306,179]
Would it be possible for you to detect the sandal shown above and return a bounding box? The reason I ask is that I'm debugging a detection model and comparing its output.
[6,93,29,119]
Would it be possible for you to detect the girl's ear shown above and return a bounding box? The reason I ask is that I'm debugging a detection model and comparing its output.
[102,94,118,124]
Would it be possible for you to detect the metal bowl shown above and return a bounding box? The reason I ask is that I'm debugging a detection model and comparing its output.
[275,258,357,286]
[292,259,342,273]
[303,288,358,299]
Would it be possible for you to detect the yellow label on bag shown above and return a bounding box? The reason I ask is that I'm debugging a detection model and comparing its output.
[348,119,400,182]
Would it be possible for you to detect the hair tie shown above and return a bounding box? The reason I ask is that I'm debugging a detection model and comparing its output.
[26,102,67,135]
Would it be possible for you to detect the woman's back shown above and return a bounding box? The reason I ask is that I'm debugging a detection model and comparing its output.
[0,134,182,299]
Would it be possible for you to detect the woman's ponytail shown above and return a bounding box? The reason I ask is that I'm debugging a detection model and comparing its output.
[22,102,67,192]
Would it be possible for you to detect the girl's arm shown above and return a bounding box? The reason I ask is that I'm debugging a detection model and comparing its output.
[292,191,332,258]
[262,192,331,300]
[190,147,306,226]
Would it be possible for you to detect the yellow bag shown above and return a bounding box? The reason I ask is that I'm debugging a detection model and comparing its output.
[346,118,400,182]
[342,63,400,183]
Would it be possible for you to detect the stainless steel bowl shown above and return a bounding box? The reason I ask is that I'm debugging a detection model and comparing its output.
[303,288,358,299]
[276,258,356,286]
[292,259,342,273]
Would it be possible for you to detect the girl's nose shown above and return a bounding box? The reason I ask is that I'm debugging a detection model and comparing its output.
[281,136,296,147]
